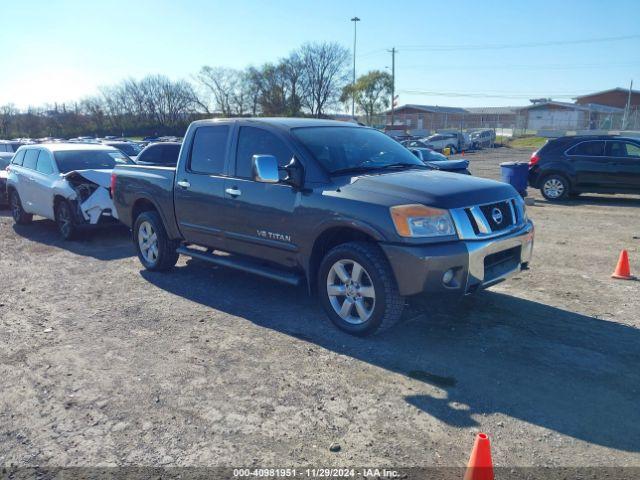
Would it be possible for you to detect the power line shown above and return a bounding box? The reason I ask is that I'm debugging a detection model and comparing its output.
[396,34,640,51]
[397,61,640,71]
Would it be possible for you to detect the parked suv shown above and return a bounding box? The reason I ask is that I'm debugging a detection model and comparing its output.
[528,135,640,201]
[7,143,132,238]
[112,118,534,336]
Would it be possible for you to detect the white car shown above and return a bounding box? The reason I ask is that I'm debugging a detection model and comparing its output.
[6,143,133,239]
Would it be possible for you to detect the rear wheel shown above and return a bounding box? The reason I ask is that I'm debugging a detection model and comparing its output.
[10,190,32,225]
[318,241,404,336]
[55,200,78,240]
[540,174,570,201]
[133,211,179,271]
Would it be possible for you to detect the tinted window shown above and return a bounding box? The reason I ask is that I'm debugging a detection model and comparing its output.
[158,144,181,165]
[189,126,229,174]
[607,141,640,158]
[23,149,40,169]
[12,149,25,166]
[36,152,54,174]
[568,141,605,156]
[53,149,132,173]
[137,144,162,164]
[236,127,292,178]
[0,144,7,152]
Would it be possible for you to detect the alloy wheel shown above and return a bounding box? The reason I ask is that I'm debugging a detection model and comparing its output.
[326,259,376,325]
[138,220,159,264]
[543,178,565,199]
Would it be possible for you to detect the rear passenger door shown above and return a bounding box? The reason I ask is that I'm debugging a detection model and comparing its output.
[174,124,231,249]
[29,150,58,219]
[565,140,612,187]
[222,125,300,268]
[17,148,41,212]
[605,140,640,189]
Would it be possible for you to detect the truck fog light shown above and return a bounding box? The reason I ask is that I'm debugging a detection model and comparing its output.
[442,269,455,285]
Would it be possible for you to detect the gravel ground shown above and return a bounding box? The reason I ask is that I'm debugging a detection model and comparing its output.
[1,148,639,470]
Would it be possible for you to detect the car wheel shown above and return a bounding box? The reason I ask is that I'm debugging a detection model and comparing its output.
[540,174,570,201]
[133,210,179,271]
[55,200,78,240]
[10,190,33,225]
[318,241,404,336]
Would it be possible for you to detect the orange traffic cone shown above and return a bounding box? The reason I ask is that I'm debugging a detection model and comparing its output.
[611,250,636,280]
[464,433,494,480]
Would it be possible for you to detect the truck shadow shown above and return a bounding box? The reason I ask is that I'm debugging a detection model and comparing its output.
[10,218,134,261]
[141,258,640,453]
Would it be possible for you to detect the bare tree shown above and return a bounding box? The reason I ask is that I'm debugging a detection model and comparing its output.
[196,67,245,116]
[297,42,350,117]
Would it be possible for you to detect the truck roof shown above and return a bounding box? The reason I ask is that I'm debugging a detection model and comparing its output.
[191,117,360,130]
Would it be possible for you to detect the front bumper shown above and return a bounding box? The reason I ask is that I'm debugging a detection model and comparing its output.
[381,220,534,296]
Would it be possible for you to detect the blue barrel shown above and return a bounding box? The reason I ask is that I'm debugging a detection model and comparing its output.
[500,162,529,196]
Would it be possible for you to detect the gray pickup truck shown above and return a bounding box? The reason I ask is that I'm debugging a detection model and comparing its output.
[112,118,534,335]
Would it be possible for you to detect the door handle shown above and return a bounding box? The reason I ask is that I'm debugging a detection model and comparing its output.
[225,187,242,197]
[177,180,191,189]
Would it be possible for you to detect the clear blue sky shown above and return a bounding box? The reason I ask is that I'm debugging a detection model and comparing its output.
[1,0,639,109]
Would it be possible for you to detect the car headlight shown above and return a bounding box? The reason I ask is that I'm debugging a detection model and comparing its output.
[390,204,456,238]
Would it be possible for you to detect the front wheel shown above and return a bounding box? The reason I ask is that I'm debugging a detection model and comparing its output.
[540,174,570,201]
[133,210,179,271]
[55,200,78,240]
[10,190,33,225]
[318,241,404,336]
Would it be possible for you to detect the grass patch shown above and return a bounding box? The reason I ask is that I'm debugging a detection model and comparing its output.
[505,136,548,149]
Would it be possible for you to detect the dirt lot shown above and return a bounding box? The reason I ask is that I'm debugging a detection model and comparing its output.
[1,148,639,471]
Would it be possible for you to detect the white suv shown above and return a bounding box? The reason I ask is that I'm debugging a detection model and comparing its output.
[7,143,132,239]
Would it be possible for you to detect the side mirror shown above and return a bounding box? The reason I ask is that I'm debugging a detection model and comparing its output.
[252,155,279,183]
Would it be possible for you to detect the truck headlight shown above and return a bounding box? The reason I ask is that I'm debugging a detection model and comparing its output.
[390,204,456,238]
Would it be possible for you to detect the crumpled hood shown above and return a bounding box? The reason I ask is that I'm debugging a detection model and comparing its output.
[62,169,112,188]
[342,169,517,209]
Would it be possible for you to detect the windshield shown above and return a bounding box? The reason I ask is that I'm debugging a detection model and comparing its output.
[111,143,142,156]
[54,149,132,173]
[292,126,424,174]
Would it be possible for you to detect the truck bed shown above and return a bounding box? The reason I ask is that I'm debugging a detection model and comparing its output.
[112,164,178,235]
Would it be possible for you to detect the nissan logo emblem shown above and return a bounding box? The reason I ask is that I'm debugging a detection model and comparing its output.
[491,207,504,224]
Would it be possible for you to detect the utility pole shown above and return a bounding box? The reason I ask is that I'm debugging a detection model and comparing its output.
[622,79,633,129]
[350,16,361,119]
[389,47,396,126]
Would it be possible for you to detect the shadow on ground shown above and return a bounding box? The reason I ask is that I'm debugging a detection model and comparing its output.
[9,216,134,261]
[141,258,640,453]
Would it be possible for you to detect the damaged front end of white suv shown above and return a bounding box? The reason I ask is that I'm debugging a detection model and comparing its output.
[56,170,118,224]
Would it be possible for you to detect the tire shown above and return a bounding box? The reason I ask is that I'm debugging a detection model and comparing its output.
[540,174,570,201]
[133,210,179,271]
[318,241,404,336]
[10,190,33,225]
[55,199,78,240]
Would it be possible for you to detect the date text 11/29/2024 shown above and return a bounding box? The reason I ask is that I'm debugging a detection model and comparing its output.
[233,468,400,478]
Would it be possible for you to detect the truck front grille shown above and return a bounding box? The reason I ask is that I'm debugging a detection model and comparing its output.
[450,197,525,240]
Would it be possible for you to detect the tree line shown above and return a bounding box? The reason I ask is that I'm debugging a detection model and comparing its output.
[0,41,393,139]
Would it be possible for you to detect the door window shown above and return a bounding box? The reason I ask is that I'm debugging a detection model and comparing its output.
[189,126,229,175]
[235,126,292,179]
[12,150,26,165]
[567,141,605,156]
[23,149,40,169]
[607,141,640,158]
[36,151,54,174]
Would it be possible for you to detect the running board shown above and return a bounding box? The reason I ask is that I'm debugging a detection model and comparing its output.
[176,246,303,286]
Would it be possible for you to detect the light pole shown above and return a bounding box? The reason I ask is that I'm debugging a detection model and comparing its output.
[350,16,360,119]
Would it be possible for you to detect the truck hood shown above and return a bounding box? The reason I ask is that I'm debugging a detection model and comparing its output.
[341,169,516,208]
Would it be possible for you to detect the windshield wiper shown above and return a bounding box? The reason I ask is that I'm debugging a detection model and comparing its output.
[332,163,427,175]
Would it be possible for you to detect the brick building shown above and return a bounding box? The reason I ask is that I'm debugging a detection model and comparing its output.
[574,87,640,109]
